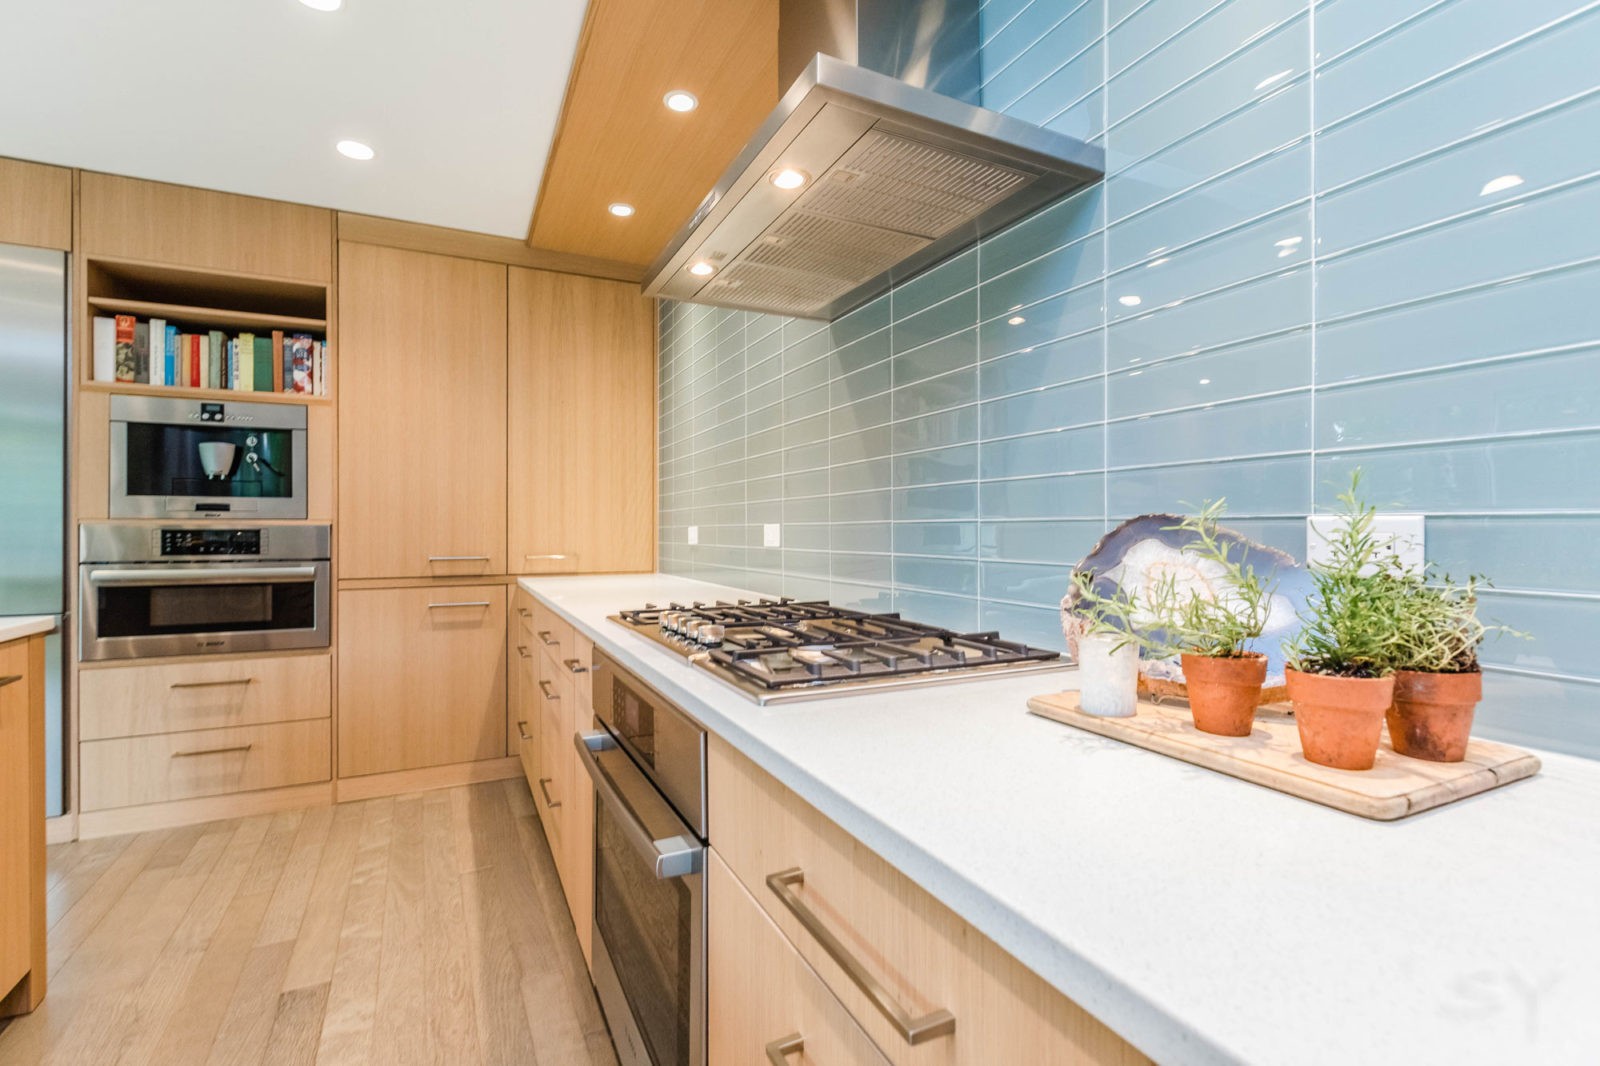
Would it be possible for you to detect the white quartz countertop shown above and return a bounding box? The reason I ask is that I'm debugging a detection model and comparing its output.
[520,574,1600,1066]
[0,615,56,645]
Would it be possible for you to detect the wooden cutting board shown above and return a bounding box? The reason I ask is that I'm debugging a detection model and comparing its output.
[1027,691,1541,821]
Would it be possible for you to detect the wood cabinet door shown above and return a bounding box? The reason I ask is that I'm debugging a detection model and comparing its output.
[338,243,508,579]
[507,267,654,575]
[0,642,33,996]
[336,585,508,777]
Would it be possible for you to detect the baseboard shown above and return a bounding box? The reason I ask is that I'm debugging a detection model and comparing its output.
[334,756,522,803]
[76,782,334,839]
[45,814,77,845]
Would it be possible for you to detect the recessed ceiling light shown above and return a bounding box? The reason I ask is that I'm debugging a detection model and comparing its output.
[1480,174,1524,197]
[336,139,374,161]
[664,90,699,113]
[1118,295,1142,307]
[770,168,809,191]
[689,261,715,277]
[608,202,635,218]
[300,0,342,10]
[1007,315,1026,326]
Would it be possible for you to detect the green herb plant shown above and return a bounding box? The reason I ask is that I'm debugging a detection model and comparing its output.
[1284,471,1408,678]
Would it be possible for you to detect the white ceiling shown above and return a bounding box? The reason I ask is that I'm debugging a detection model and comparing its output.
[0,0,589,238]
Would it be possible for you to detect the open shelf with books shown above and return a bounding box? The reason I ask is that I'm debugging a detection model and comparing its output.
[83,256,332,401]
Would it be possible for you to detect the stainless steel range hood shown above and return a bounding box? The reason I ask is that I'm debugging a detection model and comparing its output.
[643,0,1104,321]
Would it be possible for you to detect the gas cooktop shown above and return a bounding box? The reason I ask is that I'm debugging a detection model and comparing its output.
[610,597,1070,704]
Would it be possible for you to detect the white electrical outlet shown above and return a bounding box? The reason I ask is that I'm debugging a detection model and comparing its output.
[763,523,781,548]
[687,525,699,546]
[1306,513,1425,573]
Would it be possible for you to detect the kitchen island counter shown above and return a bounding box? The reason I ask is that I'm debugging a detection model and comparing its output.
[520,573,1599,1066]
[0,616,56,645]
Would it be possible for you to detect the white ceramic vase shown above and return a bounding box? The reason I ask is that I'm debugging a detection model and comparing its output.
[1076,632,1139,717]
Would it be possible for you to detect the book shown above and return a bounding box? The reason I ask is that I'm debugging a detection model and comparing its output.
[114,315,136,383]
[253,335,273,392]
[147,318,166,386]
[132,322,149,384]
[208,330,224,390]
[165,325,178,387]
[189,334,202,390]
[270,330,284,392]
[288,334,313,394]
[238,332,254,392]
[92,316,115,382]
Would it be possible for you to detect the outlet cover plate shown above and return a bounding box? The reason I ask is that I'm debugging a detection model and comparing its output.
[763,523,781,548]
[1306,513,1425,573]
[687,525,699,546]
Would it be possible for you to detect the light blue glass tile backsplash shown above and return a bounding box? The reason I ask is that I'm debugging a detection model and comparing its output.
[658,0,1600,759]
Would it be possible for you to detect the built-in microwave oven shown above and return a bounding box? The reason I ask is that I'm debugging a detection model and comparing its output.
[109,395,308,519]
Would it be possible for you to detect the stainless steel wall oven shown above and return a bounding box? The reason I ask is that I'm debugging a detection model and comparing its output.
[576,649,707,1066]
[78,524,330,662]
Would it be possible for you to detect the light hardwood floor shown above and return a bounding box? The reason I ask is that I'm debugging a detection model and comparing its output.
[0,781,618,1066]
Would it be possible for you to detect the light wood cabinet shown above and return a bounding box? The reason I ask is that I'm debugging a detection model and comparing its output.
[79,171,333,282]
[709,851,892,1066]
[78,653,330,740]
[0,634,46,1017]
[507,267,655,575]
[0,157,72,251]
[337,584,508,777]
[708,736,1148,1066]
[80,719,331,811]
[338,243,507,579]
[533,651,570,856]
[559,632,596,965]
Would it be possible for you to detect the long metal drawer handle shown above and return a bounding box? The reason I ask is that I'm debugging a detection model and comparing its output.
[427,601,491,610]
[538,680,559,701]
[563,658,588,674]
[0,675,22,690]
[172,744,253,758]
[170,678,254,690]
[765,1035,803,1065]
[516,720,533,742]
[427,555,490,562]
[536,630,559,646]
[537,776,561,809]
[766,868,956,1045]
[574,731,702,879]
[88,566,314,586]
[525,554,568,560]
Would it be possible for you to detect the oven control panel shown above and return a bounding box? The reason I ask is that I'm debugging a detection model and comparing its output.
[160,528,263,556]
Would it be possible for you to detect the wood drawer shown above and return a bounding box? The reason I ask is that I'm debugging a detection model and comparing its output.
[533,665,570,855]
[710,850,891,1066]
[708,737,1148,1066]
[80,718,331,811]
[79,654,331,740]
[514,644,538,790]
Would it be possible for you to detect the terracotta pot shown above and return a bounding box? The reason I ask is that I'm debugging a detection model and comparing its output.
[1387,669,1482,763]
[1181,653,1266,737]
[1286,668,1395,771]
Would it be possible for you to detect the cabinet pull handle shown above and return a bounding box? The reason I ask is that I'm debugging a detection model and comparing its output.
[516,720,533,742]
[517,645,531,659]
[0,674,23,690]
[536,630,559,646]
[427,555,490,562]
[563,658,588,674]
[427,601,491,610]
[525,554,568,560]
[537,776,561,809]
[538,680,559,701]
[172,744,253,759]
[170,678,254,690]
[517,607,532,618]
[765,1035,803,1065]
[766,868,956,1045]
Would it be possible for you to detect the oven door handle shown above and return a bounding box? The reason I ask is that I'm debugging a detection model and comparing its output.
[574,730,703,880]
[86,566,318,587]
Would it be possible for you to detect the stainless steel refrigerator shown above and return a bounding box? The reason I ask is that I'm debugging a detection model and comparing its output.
[0,242,68,817]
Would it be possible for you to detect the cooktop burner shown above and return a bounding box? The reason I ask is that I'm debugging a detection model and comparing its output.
[611,597,1069,703]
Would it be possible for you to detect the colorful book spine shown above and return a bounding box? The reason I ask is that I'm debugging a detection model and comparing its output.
[252,335,273,392]
[238,332,255,392]
[164,325,178,386]
[288,334,313,394]
[147,318,166,386]
[189,334,202,389]
[270,330,284,392]
[132,322,149,384]
[92,316,115,382]
[114,315,136,383]
[208,330,224,390]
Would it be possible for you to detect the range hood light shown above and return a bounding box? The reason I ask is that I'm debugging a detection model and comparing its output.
[689,261,716,277]
[769,168,809,190]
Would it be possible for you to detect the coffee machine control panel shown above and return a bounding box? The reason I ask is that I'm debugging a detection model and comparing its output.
[160,528,264,556]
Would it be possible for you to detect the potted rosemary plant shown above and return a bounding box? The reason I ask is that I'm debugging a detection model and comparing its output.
[1284,474,1404,770]
[1387,574,1516,762]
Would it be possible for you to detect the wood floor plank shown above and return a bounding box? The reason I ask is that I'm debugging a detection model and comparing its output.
[261,983,330,1066]
[46,829,171,976]
[205,940,296,1066]
[313,797,394,1066]
[46,834,133,929]
[279,802,365,994]
[256,806,336,948]
[420,792,483,1065]
[368,795,426,1066]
